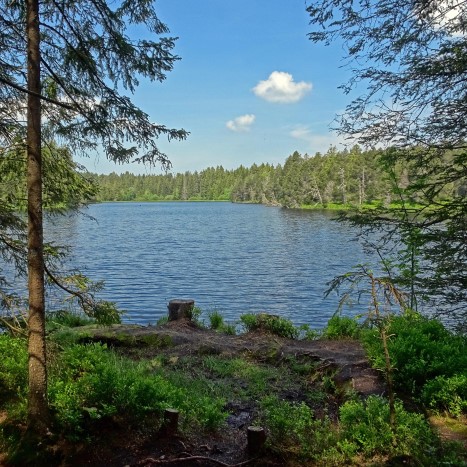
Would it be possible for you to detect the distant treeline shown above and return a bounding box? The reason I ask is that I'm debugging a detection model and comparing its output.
[92,146,396,207]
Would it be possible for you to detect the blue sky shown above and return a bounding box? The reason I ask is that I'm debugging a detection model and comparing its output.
[79,0,351,175]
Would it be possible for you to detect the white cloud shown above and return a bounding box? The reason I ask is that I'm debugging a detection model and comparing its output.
[226,113,256,132]
[289,125,346,154]
[252,71,312,103]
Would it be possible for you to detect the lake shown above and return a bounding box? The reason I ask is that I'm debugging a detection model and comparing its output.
[41,202,374,328]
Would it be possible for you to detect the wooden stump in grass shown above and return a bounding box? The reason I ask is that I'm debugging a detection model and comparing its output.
[167,299,195,321]
[247,426,266,455]
[161,408,179,436]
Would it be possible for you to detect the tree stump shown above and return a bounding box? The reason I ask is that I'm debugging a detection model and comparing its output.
[161,408,179,436]
[167,299,195,321]
[247,426,266,455]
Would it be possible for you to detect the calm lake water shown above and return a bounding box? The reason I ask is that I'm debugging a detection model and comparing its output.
[41,202,374,328]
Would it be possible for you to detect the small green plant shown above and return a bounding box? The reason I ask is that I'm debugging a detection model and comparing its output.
[46,309,95,330]
[338,396,436,461]
[207,310,224,330]
[156,315,169,326]
[187,305,203,324]
[239,313,257,332]
[322,315,360,339]
[421,374,467,418]
[220,322,237,335]
[260,396,336,459]
[202,356,281,395]
[298,323,320,340]
[89,300,122,325]
[240,313,299,339]
[0,335,28,402]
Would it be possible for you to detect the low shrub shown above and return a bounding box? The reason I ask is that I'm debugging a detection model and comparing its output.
[362,312,467,416]
[0,335,28,401]
[297,323,321,340]
[322,315,360,339]
[48,343,227,436]
[46,309,95,330]
[260,396,336,459]
[421,374,467,418]
[240,313,299,339]
[207,310,224,330]
[338,396,436,461]
[187,306,203,324]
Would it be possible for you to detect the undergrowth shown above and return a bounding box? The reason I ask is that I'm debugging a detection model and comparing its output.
[0,309,466,465]
[362,312,467,418]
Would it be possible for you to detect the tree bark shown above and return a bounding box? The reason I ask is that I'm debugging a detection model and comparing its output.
[26,0,49,432]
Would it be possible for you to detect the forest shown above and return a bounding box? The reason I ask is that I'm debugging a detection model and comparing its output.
[93,146,399,207]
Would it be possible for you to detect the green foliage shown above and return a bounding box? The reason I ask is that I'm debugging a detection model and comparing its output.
[48,343,227,436]
[239,313,257,332]
[88,301,122,326]
[187,306,203,324]
[297,323,321,340]
[220,323,237,335]
[46,310,96,330]
[202,356,281,395]
[0,335,28,401]
[363,314,467,393]
[362,313,467,416]
[322,315,360,339]
[207,310,224,330]
[156,316,169,326]
[0,143,98,212]
[205,309,238,335]
[260,396,336,459]
[240,313,299,339]
[56,274,123,325]
[93,146,389,206]
[421,375,467,418]
[338,396,436,460]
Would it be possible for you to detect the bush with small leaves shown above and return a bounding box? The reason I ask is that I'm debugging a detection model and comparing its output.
[48,343,227,436]
[421,374,467,418]
[338,396,436,461]
[240,313,299,339]
[207,310,224,330]
[322,315,360,339]
[260,396,336,460]
[0,335,28,401]
[362,312,467,409]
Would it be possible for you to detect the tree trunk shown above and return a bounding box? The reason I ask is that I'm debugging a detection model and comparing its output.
[26,0,49,432]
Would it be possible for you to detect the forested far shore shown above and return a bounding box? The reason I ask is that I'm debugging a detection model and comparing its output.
[92,145,461,208]
[92,146,392,206]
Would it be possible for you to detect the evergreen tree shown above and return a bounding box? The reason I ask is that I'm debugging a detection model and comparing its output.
[0,0,186,432]
[307,0,467,322]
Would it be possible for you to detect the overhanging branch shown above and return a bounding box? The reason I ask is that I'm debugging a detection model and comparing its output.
[0,75,76,111]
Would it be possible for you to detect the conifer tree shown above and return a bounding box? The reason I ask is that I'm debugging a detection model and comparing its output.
[307,0,467,321]
[0,0,187,432]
